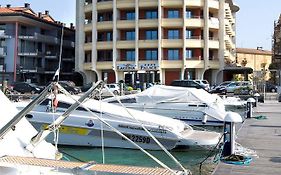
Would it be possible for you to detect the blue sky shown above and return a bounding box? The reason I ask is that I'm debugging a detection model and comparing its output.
[1,0,281,51]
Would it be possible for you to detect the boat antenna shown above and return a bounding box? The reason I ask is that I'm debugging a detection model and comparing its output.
[52,23,64,82]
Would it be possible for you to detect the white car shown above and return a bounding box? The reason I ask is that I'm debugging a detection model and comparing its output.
[194,79,210,91]
[102,83,120,96]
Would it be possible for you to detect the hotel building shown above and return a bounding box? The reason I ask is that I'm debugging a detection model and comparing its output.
[76,0,239,85]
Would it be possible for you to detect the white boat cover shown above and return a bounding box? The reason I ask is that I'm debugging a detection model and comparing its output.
[54,94,187,134]
[0,90,57,159]
[126,85,225,109]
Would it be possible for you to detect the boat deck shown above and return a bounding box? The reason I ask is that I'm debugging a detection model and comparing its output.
[212,101,281,175]
[0,156,182,175]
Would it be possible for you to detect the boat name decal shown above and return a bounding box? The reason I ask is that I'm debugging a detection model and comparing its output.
[118,124,167,134]
[122,134,151,144]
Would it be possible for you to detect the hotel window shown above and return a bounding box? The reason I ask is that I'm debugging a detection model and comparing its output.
[126,12,135,20]
[126,50,135,61]
[106,32,112,41]
[145,30,158,40]
[168,30,179,39]
[186,49,192,59]
[145,50,158,60]
[168,49,179,60]
[126,31,135,40]
[186,30,192,39]
[145,10,158,19]
[186,10,192,18]
[167,10,179,18]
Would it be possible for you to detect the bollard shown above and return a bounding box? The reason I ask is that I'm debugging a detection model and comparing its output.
[222,112,243,157]
[246,98,255,118]
[253,93,260,107]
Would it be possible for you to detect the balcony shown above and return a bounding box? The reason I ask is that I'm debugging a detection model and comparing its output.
[97,0,113,10]
[116,40,135,49]
[63,40,75,48]
[97,21,113,30]
[83,63,92,70]
[138,40,158,48]
[224,35,235,49]
[208,60,220,69]
[209,0,219,9]
[45,51,57,59]
[209,17,219,29]
[96,62,113,70]
[139,19,158,28]
[161,60,182,69]
[139,0,158,7]
[186,37,204,48]
[0,30,11,39]
[18,50,43,57]
[186,0,204,7]
[84,43,92,51]
[162,18,183,27]
[185,18,204,28]
[117,20,135,29]
[0,47,7,57]
[97,41,113,50]
[162,39,183,48]
[84,22,92,32]
[84,3,92,13]
[185,60,204,68]
[209,38,219,49]
[18,33,58,44]
[116,0,135,9]
[162,0,182,7]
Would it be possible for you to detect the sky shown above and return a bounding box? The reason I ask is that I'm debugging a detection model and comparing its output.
[1,0,281,51]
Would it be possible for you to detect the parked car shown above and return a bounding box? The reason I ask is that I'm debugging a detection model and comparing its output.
[170,80,207,91]
[12,82,43,94]
[209,81,232,94]
[226,81,253,94]
[102,83,121,95]
[194,79,210,91]
[265,82,277,93]
[58,81,81,94]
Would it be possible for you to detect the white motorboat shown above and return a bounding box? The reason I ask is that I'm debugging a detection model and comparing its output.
[15,92,221,150]
[0,86,186,175]
[104,85,242,126]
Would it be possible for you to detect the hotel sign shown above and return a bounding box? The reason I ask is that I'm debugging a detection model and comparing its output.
[139,63,159,71]
[116,64,136,71]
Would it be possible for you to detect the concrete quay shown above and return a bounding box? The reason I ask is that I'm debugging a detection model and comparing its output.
[212,100,281,175]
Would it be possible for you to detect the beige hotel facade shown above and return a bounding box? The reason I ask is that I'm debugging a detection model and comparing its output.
[76,0,239,86]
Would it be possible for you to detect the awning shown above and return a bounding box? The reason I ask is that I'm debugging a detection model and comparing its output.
[223,67,253,74]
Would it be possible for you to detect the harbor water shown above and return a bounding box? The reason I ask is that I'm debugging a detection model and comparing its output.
[59,146,217,175]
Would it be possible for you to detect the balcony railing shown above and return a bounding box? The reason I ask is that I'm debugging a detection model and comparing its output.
[18,33,59,44]
[0,47,7,57]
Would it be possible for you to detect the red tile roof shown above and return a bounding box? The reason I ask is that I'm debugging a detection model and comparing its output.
[236,48,272,55]
[0,6,56,24]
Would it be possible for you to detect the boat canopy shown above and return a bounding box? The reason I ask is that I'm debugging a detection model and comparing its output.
[133,85,225,108]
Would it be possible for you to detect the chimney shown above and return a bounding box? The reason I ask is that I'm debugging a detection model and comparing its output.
[45,10,49,15]
[70,23,74,29]
[24,3,30,8]
[38,12,42,18]
[6,4,11,8]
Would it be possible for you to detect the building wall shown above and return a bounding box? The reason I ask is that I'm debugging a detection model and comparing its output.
[76,0,239,86]
[236,48,272,81]
[0,6,76,85]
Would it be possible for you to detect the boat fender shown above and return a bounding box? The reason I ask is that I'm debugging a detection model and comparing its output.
[202,114,208,124]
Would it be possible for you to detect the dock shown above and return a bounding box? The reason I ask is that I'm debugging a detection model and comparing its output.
[213,100,281,175]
